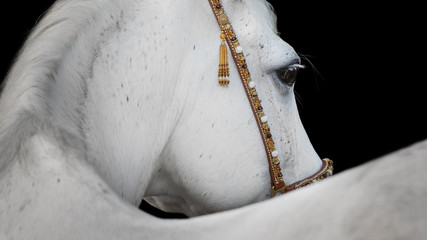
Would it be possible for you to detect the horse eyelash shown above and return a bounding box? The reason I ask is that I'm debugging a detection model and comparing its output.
[289,63,306,69]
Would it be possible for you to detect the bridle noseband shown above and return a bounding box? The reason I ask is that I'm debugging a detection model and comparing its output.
[208,0,333,197]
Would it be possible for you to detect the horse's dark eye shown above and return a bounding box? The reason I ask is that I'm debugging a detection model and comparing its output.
[278,65,301,86]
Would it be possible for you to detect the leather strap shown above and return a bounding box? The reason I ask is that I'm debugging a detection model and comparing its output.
[285,158,333,193]
[207,0,333,197]
[207,0,286,195]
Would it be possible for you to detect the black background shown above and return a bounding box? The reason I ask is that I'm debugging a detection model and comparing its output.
[270,1,426,173]
[1,1,425,175]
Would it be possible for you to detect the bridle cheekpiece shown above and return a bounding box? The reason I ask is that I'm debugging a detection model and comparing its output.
[207,0,333,197]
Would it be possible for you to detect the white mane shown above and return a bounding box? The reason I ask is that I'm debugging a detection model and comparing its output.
[0,0,125,168]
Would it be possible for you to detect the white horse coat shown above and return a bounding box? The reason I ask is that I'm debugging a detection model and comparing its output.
[1,0,426,239]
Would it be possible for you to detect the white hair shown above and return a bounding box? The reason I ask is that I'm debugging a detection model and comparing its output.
[0,0,129,170]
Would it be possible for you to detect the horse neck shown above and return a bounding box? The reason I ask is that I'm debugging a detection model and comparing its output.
[0,0,199,204]
[0,0,117,172]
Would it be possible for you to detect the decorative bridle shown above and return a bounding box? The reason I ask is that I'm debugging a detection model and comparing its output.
[208,0,334,197]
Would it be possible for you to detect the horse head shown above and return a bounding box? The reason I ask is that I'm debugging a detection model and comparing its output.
[0,0,323,218]
[139,0,324,216]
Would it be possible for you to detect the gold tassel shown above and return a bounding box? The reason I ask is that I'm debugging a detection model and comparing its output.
[218,32,230,86]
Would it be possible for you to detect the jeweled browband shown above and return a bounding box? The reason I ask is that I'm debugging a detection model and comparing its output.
[208,0,333,197]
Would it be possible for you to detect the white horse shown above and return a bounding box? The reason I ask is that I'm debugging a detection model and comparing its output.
[1,0,426,239]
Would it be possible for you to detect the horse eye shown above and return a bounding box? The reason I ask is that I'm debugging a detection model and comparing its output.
[277,65,301,86]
